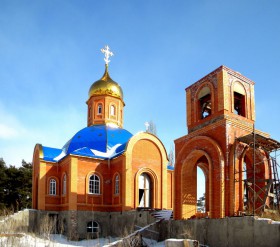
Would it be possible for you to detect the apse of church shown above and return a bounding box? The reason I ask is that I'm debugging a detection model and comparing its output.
[174,65,280,220]
[32,46,173,238]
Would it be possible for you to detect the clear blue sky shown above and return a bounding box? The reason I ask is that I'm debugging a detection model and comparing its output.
[1,0,280,174]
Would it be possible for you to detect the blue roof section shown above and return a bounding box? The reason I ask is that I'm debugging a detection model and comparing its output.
[41,124,133,162]
[42,146,63,162]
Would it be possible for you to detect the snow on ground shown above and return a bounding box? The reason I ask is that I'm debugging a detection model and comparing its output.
[0,234,116,247]
[0,234,166,247]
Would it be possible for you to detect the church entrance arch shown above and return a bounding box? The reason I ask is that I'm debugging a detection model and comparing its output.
[138,173,152,208]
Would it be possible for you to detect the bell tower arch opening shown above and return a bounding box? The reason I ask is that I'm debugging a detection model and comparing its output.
[197,165,206,214]
[235,153,252,213]
[242,159,248,211]
[233,82,246,117]
[234,135,280,216]
[181,151,211,219]
[198,86,212,119]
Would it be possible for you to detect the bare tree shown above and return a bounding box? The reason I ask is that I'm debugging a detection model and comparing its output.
[39,215,56,243]
[168,145,175,167]
[145,121,157,136]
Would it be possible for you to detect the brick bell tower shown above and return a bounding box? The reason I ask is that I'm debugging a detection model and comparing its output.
[174,66,278,219]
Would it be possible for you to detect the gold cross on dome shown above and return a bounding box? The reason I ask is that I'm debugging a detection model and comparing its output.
[101,45,114,65]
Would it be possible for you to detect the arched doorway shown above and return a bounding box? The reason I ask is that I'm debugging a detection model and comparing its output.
[181,151,212,219]
[174,136,225,219]
[236,148,270,214]
[138,173,152,208]
[197,166,206,214]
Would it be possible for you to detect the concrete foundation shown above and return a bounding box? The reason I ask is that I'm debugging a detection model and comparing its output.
[32,209,156,240]
[165,239,199,247]
[157,217,280,247]
[2,210,280,247]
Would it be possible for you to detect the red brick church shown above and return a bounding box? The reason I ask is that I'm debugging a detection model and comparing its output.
[32,46,174,238]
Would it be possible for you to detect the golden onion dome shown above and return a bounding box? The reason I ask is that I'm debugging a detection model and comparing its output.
[88,65,123,100]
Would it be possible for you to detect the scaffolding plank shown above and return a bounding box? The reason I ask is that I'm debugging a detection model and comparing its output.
[237,133,280,152]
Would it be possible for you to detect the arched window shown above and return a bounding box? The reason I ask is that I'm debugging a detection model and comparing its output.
[49,178,56,195]
[198,86,211,119]
[233,82,246,117]
[87,221,99,233]
[110,105,116,116]
[62,174,66,195]
[97,104,102,115]
[89,174,100,194]
[234,92,245,116]
[115,175,120,195]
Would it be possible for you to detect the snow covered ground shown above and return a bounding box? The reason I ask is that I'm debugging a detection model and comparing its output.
[0,234,165,247]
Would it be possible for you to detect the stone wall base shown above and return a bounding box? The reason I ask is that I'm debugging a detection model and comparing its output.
[33,209,156,240]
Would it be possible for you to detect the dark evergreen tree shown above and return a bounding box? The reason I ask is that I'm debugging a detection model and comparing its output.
[0,158,8,210]
[197,194,206,212]
[5,165,21,211]
[0,158,32,212]
[18,160,32,209]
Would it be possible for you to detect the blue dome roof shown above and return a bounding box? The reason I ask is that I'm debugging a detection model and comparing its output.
[42,124,133,162]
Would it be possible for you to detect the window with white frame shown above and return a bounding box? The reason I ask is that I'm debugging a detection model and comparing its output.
[49,178,56,195]
[89,174,100,194]
[115,174,120,195]
[62,174,66,195]
[87,221,99,233]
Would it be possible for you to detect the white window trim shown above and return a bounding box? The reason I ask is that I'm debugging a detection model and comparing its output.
[89,174,100,195]
[49,178,56,195]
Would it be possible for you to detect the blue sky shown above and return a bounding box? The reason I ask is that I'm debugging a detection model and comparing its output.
[0,0,280,185]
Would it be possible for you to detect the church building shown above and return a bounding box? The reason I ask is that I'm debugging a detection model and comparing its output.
[32,46,173,238]
[32,46,279,239]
